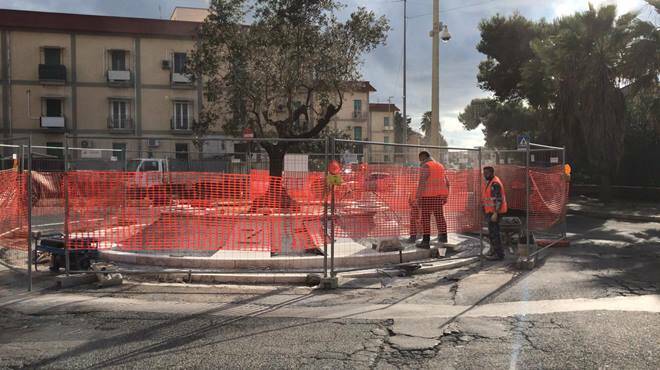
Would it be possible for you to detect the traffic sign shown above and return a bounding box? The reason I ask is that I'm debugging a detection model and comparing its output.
[517,134,530,150]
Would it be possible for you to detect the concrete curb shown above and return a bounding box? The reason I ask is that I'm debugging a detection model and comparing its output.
[567,208,660,223]
[339,256,480,279]
[118,256,480,286]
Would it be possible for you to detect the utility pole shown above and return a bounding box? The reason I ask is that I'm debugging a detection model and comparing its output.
[430,0,451,147]
[430,0,440,147]
[403,0,407,145]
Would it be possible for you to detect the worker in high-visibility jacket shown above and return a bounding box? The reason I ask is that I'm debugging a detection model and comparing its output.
[412,151,449,249]
[482,166,508,260]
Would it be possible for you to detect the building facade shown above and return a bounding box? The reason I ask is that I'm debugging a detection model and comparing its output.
[0,8,390,165]
[368,103,399,163]
[0,9,205,160]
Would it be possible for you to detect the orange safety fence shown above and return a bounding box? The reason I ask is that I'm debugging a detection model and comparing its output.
[333,165,482,239]
[64,171,327,253]
[31,171,65,219]
[0,169,27,250]
[62,163,568,252]
[493,164,569,229]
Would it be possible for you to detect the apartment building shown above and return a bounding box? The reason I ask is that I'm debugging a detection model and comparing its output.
[0,8,391,165]
[368,103,399,163]
[0,9,207,161]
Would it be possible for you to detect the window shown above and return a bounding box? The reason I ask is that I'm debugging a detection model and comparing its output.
[384,116,390,127]
[110,50,126,70]
[353,126,362,140]
[173,101,191,130]
[46,142,63,159]
[173,52,187,74]
[384,154,390,162]
[141,160,160,172]
[110,100,130,129]
[44,48,61,65]
[44,98,62,117]
[353,99,362,113]
[112,143,126,162]
[175,143,189,161]
[384,136,389,144]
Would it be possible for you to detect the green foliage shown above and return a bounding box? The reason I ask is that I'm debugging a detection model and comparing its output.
[466,4,660,192]
[419,111,448,146]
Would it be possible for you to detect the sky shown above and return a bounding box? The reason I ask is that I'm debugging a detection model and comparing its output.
[1,0,656,148]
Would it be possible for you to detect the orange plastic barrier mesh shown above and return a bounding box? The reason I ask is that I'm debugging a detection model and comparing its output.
[64,171,327,253]
[31,171,65,219]
[63,164,568,251]
[334,165,482,239]
[0,169,27,250]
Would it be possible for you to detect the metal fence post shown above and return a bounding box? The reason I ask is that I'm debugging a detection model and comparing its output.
[26,137,33,292]
[330,137,336,277]
[478,147,483,258]
[64,135,70,276]
[525,143,531,257]
[561,147,567,239]
[323,137,329,278]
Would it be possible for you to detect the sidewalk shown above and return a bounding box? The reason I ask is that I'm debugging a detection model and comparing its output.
[567,196,660,223]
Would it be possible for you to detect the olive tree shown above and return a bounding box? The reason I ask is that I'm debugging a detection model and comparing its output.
[188,0,389,209]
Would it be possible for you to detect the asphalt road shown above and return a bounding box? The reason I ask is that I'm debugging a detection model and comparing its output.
[0,214,659,369]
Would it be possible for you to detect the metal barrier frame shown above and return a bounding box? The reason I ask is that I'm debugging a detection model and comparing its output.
[0,136,32,291]
[1,134,570,290]
[481,142,568,264]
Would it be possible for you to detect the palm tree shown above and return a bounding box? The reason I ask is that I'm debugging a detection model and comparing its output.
[532,4,658,200]
[419,111,448,146]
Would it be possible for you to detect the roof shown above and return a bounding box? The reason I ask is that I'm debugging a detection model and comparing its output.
[0,9,200,38]
[344,81,377,92]
[369,103,400,112]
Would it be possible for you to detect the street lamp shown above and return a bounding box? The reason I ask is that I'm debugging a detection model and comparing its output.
[429,0,451,147]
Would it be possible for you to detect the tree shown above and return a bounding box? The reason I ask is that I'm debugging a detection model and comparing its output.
[468,4,659,200]
[458,98,539,149]
[419,111,448,146]
[189,0,389,209]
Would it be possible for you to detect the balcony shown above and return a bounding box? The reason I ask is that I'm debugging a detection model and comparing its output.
[107,117,134,132]
[171,72,191,84]
[40,116,65,128]
[351,111,366,120]
[107,70,132,83]
[38,64,66,83]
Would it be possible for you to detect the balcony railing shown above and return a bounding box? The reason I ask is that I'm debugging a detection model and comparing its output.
[351,111,366,120]
[107,117,134,131]
[171,72,191,84]
[40,116,65,128]
[38,64,66,83]
[107,70,132,82]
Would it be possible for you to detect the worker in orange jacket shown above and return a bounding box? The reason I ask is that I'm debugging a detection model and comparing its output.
[412,151,449,249]
[482,166,508,260]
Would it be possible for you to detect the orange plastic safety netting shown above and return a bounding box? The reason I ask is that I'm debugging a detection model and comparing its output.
[64,170,327,253]
[492,164,569,230]
[0,169,28,250]
[333,165,482,239]
[63,164,568,252]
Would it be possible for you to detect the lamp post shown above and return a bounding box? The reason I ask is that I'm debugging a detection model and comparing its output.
[430,0,451,146]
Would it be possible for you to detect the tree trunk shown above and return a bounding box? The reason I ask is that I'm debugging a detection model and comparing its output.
[248,143,299,212]
[599,172,612,203]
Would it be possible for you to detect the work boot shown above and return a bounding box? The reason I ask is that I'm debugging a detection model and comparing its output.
[438,233,448,244]
[484,253,504,261]
[416,236,431,249]
[406,235,417,243]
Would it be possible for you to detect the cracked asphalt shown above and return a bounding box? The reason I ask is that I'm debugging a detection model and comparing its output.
[1,214,659,369]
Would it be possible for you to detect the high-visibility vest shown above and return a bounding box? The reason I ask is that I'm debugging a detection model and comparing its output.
[420,160,449,197]
[483,176,508,214]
